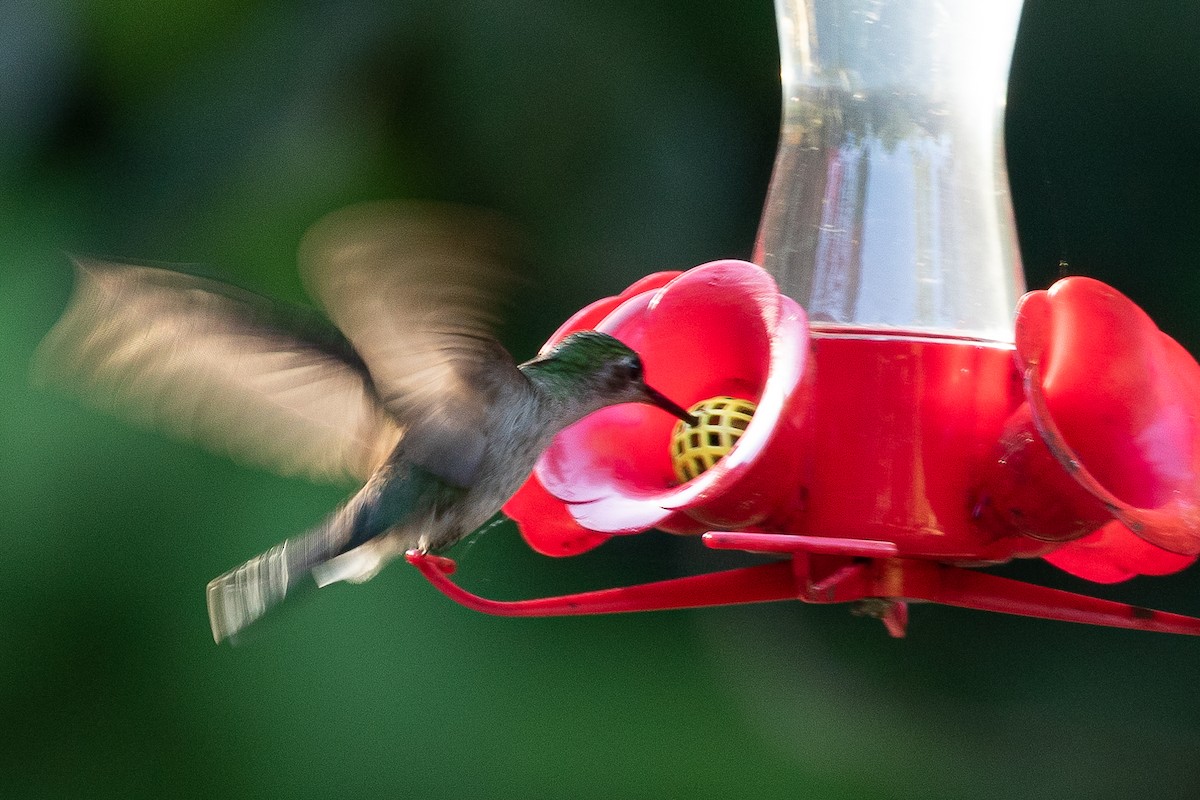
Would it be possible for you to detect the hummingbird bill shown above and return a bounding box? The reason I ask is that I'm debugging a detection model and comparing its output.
[33,202,696,644]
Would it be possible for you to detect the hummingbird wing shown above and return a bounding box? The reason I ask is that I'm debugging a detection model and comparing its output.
[298,201,522,488]
[33,258,401,483]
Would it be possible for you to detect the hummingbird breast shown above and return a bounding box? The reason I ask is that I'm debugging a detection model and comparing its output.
[382,370,552,554]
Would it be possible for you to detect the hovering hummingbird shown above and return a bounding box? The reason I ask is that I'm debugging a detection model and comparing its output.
[34,202,695,643]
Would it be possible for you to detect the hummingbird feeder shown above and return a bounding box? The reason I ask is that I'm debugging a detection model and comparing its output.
[408,0,1200,636]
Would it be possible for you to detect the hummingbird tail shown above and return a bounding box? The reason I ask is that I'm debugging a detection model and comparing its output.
[207,539,306,644]
[205,490,407,643]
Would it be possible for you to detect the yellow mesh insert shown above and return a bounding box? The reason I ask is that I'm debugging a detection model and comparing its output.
[670,396,757,483]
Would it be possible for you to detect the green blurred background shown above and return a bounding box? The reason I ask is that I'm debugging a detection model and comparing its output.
[5,1,1200,798]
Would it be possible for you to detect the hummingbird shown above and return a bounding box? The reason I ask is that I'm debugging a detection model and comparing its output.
[33,202,696,643]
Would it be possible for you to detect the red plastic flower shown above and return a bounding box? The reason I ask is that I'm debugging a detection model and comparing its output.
[504,260,811,556]
[1013,277,1200,581]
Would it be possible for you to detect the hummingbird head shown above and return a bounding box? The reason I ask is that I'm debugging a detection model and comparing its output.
[523,331,697,426]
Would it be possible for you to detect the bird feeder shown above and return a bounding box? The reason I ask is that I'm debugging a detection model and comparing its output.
[408,0,1200,636]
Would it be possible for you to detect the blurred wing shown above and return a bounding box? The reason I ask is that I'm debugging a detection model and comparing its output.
[298,201,520,486]
[33,258,401,483]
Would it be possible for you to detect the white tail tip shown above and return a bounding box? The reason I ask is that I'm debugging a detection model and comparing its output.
[207,541,292,643]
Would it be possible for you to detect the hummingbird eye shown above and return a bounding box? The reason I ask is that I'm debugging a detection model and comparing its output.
[603,356,643,392]
[624,358,643,383]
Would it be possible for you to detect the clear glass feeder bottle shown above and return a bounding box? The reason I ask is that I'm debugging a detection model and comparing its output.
[754,0,1027,342]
